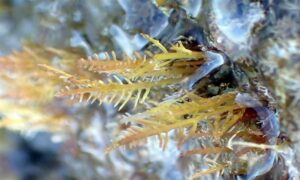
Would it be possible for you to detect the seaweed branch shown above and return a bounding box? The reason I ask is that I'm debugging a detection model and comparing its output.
[105,92,246,152]
[39,35,206,109]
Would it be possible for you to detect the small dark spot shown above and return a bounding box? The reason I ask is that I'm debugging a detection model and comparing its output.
[184,97,192,102]
[183,114,193,119]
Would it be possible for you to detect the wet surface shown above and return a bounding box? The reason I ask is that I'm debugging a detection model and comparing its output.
[0,0,299,179]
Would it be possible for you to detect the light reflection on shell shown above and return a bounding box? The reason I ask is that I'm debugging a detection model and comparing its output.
[208,0,265,60]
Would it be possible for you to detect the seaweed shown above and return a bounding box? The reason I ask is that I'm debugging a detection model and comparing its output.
[0,35,283,179]
[0,43,82,133]
[105,92,246,152]
[39,35,206,110]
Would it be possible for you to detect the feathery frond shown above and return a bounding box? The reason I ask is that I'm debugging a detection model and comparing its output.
[39,35,207,109]
[105,92,246,152]
[0,44,82,133]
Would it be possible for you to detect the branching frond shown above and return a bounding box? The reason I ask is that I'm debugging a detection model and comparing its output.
[77,38,206,81]
[77,52,148,75]
[105,92,246,152]
[189,163,229,179]
[0,44,83,133]
[36,34,208,111]
[0,77,55,103]
[0,33,279,179]
[40,64,182,109]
